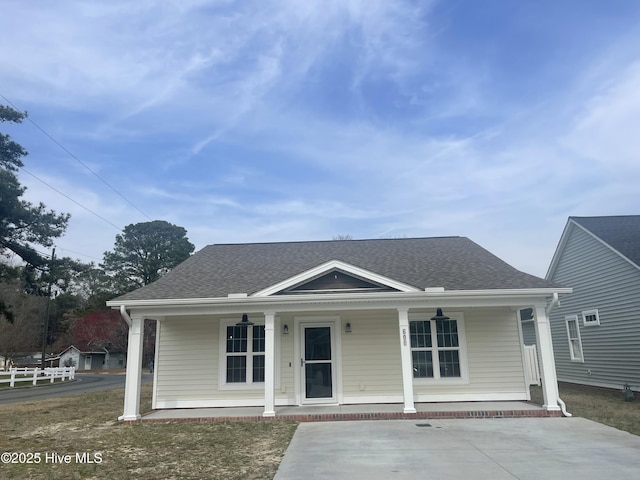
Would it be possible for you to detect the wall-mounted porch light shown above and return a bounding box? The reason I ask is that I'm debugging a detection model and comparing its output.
[345,322,352,333]
[282,324,289,334]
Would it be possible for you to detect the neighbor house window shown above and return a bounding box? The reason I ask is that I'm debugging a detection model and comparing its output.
[409,314,466,380]
[565,315,584,361]
[225,324,265,383]
[582,309,600,327]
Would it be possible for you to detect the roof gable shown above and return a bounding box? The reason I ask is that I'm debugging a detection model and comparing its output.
[547,216,640,279]
[253,260,418,297]
[111,237,561,302]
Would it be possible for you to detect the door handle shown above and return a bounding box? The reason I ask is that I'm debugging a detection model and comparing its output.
[301,358,305,367]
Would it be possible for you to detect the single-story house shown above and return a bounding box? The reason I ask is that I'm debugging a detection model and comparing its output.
[107,237,571,421]
[540,215,640,391]
[58,345,126,370]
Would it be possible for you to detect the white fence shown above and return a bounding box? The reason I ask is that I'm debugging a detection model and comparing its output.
[524,345,541,386]
[0,367,76,387]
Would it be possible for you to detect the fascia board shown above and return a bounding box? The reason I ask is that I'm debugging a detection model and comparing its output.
[107,288,572,315]
[251,259,421,297]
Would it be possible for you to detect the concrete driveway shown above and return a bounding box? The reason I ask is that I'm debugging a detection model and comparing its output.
[274,418,640,480]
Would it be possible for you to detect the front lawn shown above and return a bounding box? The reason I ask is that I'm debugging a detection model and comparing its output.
[0,385,297,480]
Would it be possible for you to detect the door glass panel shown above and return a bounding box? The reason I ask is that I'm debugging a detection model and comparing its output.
[305,363,332,398]
[305,327,331,361]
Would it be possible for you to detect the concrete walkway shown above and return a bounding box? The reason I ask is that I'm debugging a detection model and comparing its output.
[274,417,640,480]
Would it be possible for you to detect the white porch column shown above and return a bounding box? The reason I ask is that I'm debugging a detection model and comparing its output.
[533,305,560,411]
[398,308,416,414]
[121,314,144,421]
[263,312,276,417]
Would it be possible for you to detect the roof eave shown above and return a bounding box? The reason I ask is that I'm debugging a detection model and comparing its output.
[107,287,572,312]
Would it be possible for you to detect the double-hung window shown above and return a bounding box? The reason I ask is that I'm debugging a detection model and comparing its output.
[409,313,467,381]
[225,323,265,384]
[565,315,584,361]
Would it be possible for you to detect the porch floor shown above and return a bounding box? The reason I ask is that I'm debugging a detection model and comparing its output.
[139,401,558,423]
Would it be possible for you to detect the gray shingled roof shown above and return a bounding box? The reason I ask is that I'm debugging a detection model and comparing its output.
[571,215,640,267]
[112,237,560,302]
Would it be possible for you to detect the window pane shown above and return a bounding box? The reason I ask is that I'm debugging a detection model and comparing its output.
[410,321,431,348]
[253,355,265,382]
[567,319,578,338]
[305,363,333,398]
[436,319,458,347]
[412,350,433,378]
[439,350,460,377]
[226,326,248,353]
[305,327,331,361]
[253,325,265,352]
[226,356,246,383]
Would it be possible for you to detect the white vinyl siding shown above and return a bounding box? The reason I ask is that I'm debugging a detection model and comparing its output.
[340,310,403,398]
[153,307,530,408]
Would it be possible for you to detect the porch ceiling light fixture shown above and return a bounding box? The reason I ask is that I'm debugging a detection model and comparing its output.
[236,314,254,326]
[431,308,450,321]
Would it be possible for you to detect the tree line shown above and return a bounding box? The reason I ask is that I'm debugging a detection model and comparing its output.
[0,105,195,368]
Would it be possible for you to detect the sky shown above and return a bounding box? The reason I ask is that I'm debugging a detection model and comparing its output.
[1,0,639,278]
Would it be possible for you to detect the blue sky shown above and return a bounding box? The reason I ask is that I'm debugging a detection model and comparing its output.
[1,0,639,277]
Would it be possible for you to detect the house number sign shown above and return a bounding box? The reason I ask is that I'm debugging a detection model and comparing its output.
[402,328,407,346]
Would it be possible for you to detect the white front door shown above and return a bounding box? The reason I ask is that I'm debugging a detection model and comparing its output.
[301,324,336,404]
[84,356,92,370]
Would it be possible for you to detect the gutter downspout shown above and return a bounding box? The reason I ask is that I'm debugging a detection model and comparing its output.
[545,293,572,417]
[120,305,132,327]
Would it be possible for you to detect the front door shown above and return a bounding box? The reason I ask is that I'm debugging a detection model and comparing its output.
[301,324,336,403]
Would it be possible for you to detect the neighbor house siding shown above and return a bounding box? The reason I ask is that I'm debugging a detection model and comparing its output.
[549,225,640,390]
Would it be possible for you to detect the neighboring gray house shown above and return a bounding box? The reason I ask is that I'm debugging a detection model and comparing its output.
[543,215,640,392]
[106,236,571,421]
[59,345,126,370]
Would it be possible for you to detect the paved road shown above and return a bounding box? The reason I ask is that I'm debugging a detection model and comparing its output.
[0,373,152,405]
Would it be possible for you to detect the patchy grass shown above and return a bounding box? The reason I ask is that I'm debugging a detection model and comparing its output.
[0,385,297,479]
[531,382,640,436]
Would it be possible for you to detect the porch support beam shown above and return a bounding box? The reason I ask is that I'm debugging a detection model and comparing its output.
[263,311,276,417]
[397,308,416,414]
[533,305,560,411]
[120,314,144,421]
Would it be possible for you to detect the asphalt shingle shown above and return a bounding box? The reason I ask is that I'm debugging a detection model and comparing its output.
[112,237,560,302]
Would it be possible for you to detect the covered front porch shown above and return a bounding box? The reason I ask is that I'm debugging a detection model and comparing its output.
[135,400,558,423]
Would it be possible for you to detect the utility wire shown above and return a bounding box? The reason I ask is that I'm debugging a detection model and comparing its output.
[20,167,122,231]
[1,94,152,220]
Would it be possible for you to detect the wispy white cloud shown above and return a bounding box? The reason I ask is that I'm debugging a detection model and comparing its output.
[3,0,640,278]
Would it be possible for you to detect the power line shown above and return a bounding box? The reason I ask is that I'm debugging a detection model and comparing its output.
[1,94,152,220]
[20,167,122,231]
